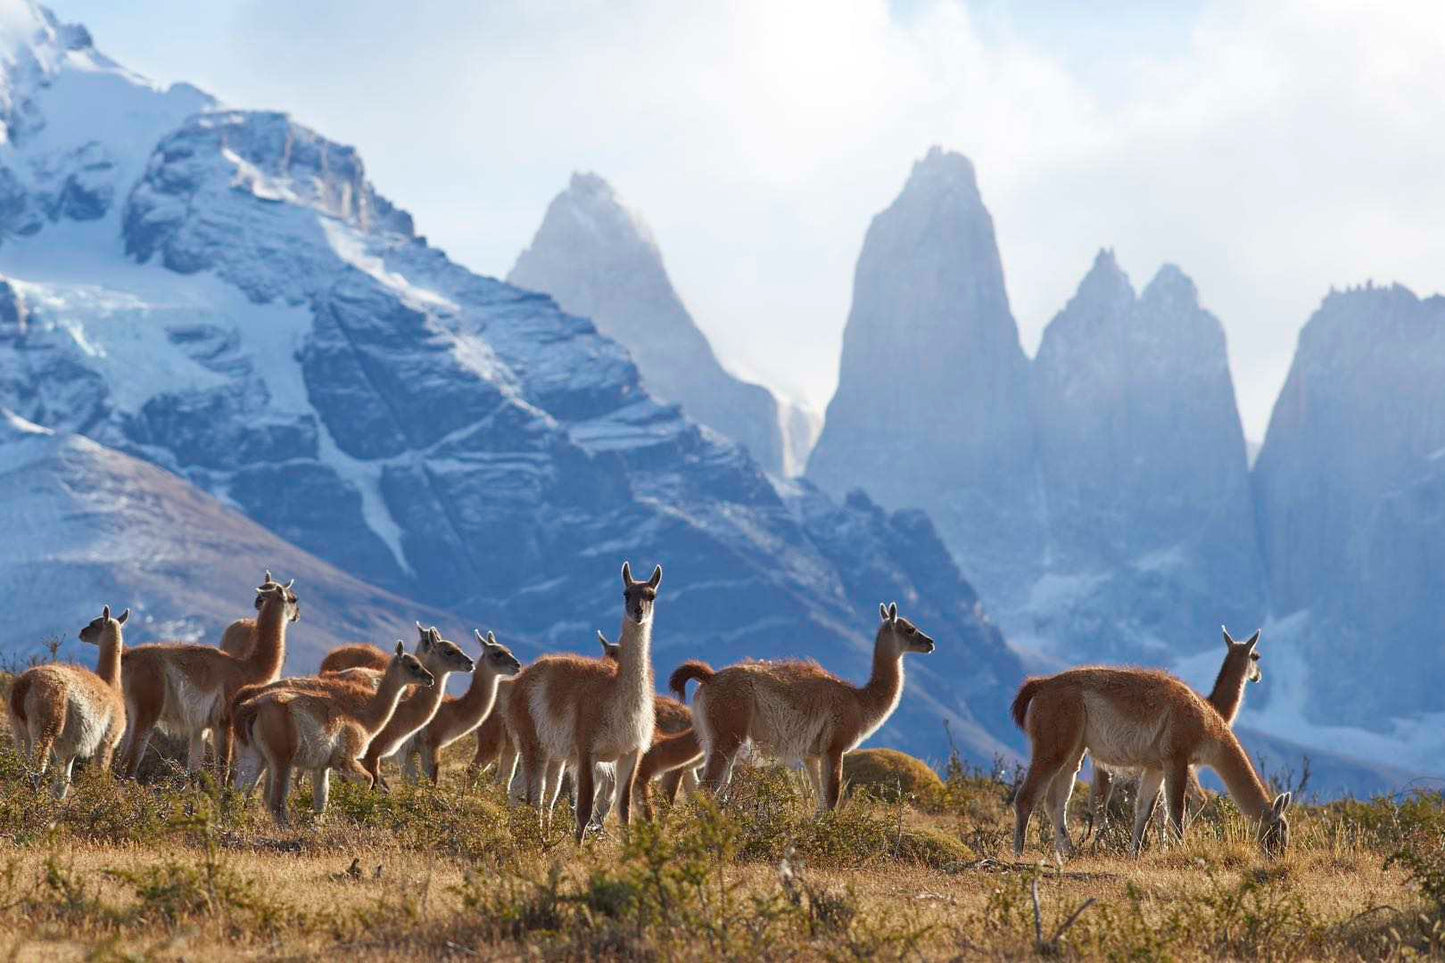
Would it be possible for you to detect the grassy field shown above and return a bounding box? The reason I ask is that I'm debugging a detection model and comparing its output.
[0,685,1441,960]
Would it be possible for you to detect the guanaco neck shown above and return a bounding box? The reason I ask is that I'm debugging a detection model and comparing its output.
[857,630,905,732]
[447,668,503,732]
[243,593,288,680]
[97,627,124,690]
[359,667,413,735]
[616,615,655,698]
[390,656,453,728]
[1203,727,1272,820]
[1207,653,1251,725]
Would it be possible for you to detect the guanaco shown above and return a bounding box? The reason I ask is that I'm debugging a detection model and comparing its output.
[666,602,935,812]
[1090,627,1262,849]
[8,606,129,798]
[574,630,698,827]
[399,630,522,784]
[470,631,617,793]
[505,562,661,841]
[356,624,474,789]
[218,571,300,658]
[1010,663,1292,858]
[119,575,297,779]
[233,642,434,826]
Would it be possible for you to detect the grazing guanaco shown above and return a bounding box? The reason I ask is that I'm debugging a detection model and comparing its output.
[505,562,661,841]
[356,624,474,789]
[1090,627,1262,849]
[1010,663,1292,859]
[8,606,129,798]
[399,631,522,784]
[667,602,935,812]
[233,642,434,826]
[119,575,297,779]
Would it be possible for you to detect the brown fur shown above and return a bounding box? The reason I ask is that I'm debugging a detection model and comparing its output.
[235,643,433,826]
[217,574,300,659]
[667,603,934,814]
[358,625,474,789]
[320,644,390,675]
[7,606,129,797]
[1010,665,1291,858]
[119,575,297,779]
[227,669,383,793]
[505,562,661,841]
[1089,628,1263,844]
[400,631,522,784]
[669,660,714,699]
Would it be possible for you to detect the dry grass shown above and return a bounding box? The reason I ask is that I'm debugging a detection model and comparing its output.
[0,687,1440,960]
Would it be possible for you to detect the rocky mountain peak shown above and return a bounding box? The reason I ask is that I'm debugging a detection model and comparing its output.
[807,147,1041,607]
[509,174,787,474]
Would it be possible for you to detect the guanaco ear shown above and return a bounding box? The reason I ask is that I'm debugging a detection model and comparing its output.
[264,570,273,583]
[474,628,487,646]
[394,640,405,656]
[117,608,130,626]
[647,565,662,588]
[284,579,295,590]
[621,561,633,586]
[486,631,496,645]
[887,602,898,622]
[597,629,609,647]
[415,621,429,642]
[1272,792,1292,817]
[1221,625,1235,647]
[879,603,889,621]
[1243,629,1261,653]
[102,605,111,620]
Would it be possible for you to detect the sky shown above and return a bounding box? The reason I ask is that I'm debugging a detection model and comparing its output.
[52,0,1445,439]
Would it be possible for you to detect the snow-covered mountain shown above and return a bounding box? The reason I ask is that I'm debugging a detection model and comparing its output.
[0,409,451,669]
[509,173,789,475]
[0,2,1023,764]
[1254,284,1445,737]
[806,148,1043,606]
[1028,251,1265,660]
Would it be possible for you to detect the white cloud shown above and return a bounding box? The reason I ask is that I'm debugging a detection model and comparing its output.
[52,0,1445,434]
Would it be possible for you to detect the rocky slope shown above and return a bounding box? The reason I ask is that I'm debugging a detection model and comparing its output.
[1253,284,1445,727]
[509,173,788,474]
[0,410,451,669]
[806,148,1043,606]
[0,2,1023,764]
[1029,251,1265,659]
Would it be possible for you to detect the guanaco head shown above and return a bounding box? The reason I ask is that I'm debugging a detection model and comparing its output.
[473,629,523,677]
[79,604,129,645]
[877,602,935,656]
[596,629,622,662]
[388,640,435,688]
[1221,626,1263,683]
[415,622,475,675]
[1259,791,1292,856]
[621,561,662,624]
[255,573,300,622]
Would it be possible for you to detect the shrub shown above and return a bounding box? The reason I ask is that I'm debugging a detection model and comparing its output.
[843,748,946,809]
